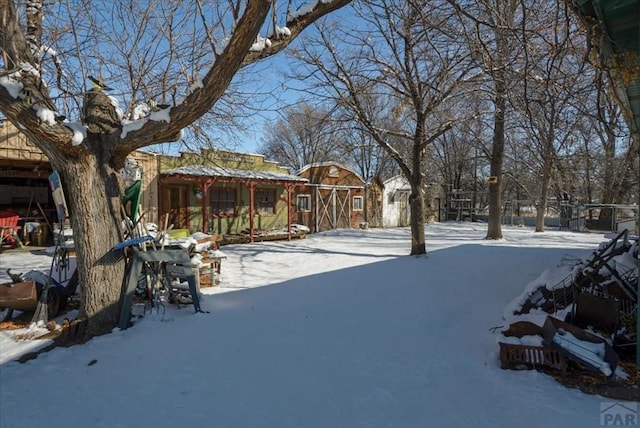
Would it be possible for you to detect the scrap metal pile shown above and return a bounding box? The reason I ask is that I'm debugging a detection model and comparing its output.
[499,230,637,378]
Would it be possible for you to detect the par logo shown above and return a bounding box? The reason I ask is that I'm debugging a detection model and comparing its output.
[601,402,637,426]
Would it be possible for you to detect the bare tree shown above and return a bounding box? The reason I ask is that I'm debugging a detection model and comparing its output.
[511,1,589,232]
[447,0,526,239]
[290,0,477,255]
[0,0,351,337]
[258,101,342,171]
[586,71,638,206]
[337,124,395,183]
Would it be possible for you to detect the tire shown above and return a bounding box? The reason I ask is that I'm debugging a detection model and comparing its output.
[46,288,60,319]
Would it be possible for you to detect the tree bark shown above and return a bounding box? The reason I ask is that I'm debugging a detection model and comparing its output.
[486,79,505,240]
[535,167,552,232]
[54,152,125,336]
[409,144,426,255]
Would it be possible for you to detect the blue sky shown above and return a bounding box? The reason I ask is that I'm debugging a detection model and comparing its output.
[227,3,355,155]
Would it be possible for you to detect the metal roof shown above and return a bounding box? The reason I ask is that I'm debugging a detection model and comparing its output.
[161,164,308,183]
[575,0,640,132]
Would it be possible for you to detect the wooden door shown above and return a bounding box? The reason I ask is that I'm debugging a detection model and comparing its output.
[398,191,409,227]
[161,185,189,230]
[315,187,352,231]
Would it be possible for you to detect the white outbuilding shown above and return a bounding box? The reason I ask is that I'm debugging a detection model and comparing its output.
[382,175,412,227]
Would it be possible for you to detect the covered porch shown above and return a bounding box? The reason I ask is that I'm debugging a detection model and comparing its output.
[160,165,308,243]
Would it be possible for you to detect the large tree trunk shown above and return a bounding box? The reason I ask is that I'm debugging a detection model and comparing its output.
[409,148,426,255]
[52,145,126,337]
[409,186,426,255]
[486,83,505,240]
[535,156,553,232]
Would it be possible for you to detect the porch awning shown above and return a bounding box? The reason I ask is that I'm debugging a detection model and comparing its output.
[161,164,307,241]
[161,165,308,184]
[573,0,639,133]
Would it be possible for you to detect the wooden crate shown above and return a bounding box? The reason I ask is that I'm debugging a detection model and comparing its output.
[498,321,566,371]
[542,316,619,375]
[199,271,214,288]
[0,281,38,312]
[499,343,566,371]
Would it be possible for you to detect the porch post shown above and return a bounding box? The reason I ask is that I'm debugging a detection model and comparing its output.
[315,187,320,233]
[202,178,215,234]
[248,181,256,243]
[286,183,293,240]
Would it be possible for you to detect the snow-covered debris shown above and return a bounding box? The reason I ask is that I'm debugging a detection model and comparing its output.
[291,224,311,233]
[497,334,544,347]
[552,330,611,376]
[503,263,578,318]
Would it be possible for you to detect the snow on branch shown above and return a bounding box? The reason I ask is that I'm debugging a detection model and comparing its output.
[0,63,60,126]
[241,0,351,65]
[288,0,336,21]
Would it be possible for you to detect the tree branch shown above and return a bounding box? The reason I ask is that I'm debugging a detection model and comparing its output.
[241,0,352,66]
[117,0,353,158]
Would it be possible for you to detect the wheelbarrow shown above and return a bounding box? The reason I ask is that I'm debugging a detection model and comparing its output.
[0,269,78,321]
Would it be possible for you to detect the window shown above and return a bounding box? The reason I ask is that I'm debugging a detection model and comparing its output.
[388,192,396,204]
[353,196,364,211]
[297,194,311,212]
[256,189,276,214]
[210,187,236,217]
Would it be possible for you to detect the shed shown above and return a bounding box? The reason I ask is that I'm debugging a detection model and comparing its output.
[295,162,367,232]
[382,175,412,228]
[0,118,160,243]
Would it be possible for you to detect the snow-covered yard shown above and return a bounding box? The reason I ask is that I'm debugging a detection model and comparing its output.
[0,222,635,427]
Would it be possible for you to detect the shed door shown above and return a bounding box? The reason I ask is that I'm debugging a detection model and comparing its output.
[316,187,351,231]
[398,191,409,227]
[161,185,189,230]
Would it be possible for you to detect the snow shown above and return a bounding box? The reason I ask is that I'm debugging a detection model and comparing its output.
[502,263,576,318]
[275,25,292,37]
[162,164,307,182]
[131,102,151,120]
[34,104,56,126]
[552,330,611,376]
[0,222,635,427]
[120,119,145,139]
[497,334,544,347]
[288,0,335,21]
[0,64,60,127]
[250,35,273,52]
[149,108,171,123]
[108,95,124,120]
[0,72,24,98]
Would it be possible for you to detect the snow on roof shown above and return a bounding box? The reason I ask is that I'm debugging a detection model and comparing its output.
[162,165,308,183]
[383,174,411,188]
